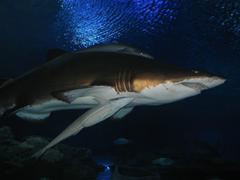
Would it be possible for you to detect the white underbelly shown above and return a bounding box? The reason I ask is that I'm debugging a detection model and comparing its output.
[15,85,171,121]
[28,96,98,112]
[16,96,98,120]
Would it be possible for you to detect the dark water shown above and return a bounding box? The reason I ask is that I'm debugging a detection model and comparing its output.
[1,0,240,179]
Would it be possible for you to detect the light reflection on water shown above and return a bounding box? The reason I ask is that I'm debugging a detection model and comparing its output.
[55,0,181,50]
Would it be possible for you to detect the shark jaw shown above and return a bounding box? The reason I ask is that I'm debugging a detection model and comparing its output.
[180,76,226,90]
[139,76,226,105]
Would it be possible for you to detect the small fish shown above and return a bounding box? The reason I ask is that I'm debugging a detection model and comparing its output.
[113,138,131,145]
[152,157,175,166]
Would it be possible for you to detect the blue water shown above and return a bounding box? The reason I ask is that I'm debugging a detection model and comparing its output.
[56,0,181,49]
[0,0,240,166]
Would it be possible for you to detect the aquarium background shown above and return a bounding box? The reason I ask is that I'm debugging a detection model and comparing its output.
[0,0,240,177]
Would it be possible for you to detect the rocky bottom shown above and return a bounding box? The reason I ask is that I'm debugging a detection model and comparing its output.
[0,126,102,180]
[1,126,240,180]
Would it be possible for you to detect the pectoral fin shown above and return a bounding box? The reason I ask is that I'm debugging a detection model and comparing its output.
[33,97,133,158]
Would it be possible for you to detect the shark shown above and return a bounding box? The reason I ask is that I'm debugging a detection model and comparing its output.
[0,44,225,158]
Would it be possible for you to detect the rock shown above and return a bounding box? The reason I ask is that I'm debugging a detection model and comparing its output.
[112,165,160,180]
[42,149,64,163]
[39,177,51,180]
[23,136,49,150]
[0,126,14,143]
[0,126,99,179]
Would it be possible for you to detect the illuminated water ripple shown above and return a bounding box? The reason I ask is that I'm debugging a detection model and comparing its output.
[180,0,240,55]
[55,0,181,50]
[207,0,240,37]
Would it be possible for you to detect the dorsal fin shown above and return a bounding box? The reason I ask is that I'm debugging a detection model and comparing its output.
[78,44,154,59]
[46,48,67,61]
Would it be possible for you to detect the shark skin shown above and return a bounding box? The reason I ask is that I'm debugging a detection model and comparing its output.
[0,44,225,157]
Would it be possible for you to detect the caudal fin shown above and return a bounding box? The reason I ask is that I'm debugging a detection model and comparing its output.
[0,78,13,88]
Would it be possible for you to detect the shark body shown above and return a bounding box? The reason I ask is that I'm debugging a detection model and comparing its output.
[0,44,225,157]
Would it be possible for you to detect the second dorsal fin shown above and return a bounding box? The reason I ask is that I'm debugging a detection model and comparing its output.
[46,49,67,61]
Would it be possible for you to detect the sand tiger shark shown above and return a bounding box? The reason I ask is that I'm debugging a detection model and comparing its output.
[0,44,225,158]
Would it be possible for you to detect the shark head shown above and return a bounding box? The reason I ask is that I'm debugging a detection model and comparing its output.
[178,70,226,91]
[133,62,226,104]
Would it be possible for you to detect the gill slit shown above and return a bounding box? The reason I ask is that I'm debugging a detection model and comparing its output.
[115,67,133,93]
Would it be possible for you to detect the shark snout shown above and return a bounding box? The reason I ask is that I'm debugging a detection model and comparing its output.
[202,76,226,89]
[180,76,226,92]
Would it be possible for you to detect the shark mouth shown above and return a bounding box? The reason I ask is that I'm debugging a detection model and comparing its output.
[181,82,209,91]
[180,76,226,91]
